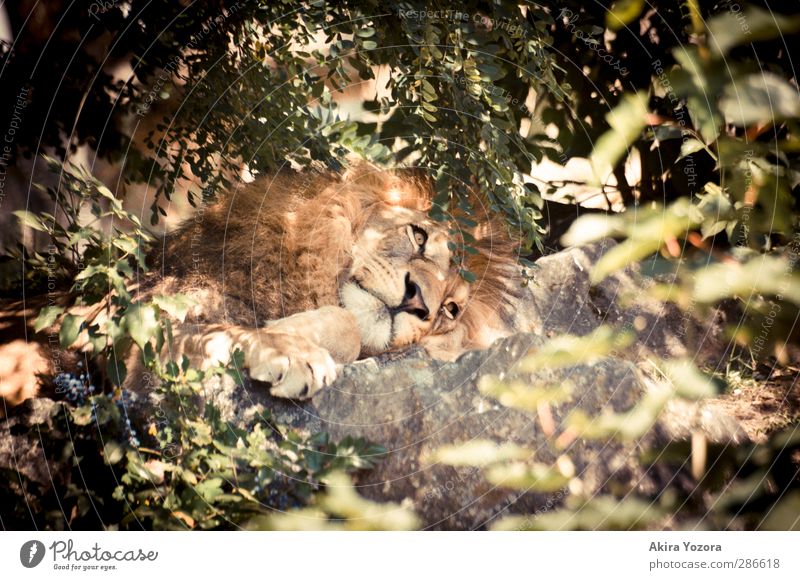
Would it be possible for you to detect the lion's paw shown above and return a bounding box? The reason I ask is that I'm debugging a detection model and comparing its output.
[242,332,336,400]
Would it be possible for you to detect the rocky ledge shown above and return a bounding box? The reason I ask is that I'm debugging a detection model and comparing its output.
[1,241,747,529]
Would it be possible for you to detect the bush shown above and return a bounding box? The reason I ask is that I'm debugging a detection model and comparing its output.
[2,0,799,530]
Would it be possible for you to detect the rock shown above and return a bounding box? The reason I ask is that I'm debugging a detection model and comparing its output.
[305,335,649,529]
[176,240,745,528]
[0,398,80,529]
[207,240,742,528]
[0,241,746,529]
[206,335,740,529]
[0,398,64,488]
[511,240,731,365]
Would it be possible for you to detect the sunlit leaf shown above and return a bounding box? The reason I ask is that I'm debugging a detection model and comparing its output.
[561,214,626,247]
[515,326,634,372]
[678,138,716,161]
[671,49,722,142]
[486,459,573,492]
[709,7,800,55]
[693,256,800,305]
[427,440,531,467]
[491,496,665,531]
[720,73,800,126]
[96,184,117,200]
[122,303,160,350]
[606,0,645,31]
[59,314,85,348]
[153,294,196,323]
[589,199,704,283]
[566,387,672,441]
[34,306,64,332]
[71,403,94,426]
[589,93,649,184]
[478,376,573,411]
[111,236,139,254]
[318,471,420,530]
[195,477,224,502]
[103,440,125,465]
[13,210,49,232]
[355,26,376,38]
[662,359,722,399]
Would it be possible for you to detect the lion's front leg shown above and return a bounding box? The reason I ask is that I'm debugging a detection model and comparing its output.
[263,305,361,364]
[234,330,337,399]
[173,306,361,400]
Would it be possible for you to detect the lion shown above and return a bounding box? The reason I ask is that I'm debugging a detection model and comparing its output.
[138,161,525,400]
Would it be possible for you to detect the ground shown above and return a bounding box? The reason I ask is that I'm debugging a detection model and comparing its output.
[716,362,800,443]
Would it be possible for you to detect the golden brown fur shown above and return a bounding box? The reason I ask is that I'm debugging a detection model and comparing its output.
[143,161,524,398]
[0,162,524,408]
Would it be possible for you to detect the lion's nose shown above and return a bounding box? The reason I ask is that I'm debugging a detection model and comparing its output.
[392,273,430,320]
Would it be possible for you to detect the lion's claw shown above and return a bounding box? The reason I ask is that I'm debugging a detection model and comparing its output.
[242,332,337,400]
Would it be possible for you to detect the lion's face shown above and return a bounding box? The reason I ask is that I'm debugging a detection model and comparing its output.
[339,203,469,355]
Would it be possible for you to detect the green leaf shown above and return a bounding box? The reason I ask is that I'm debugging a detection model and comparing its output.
[103,440,125,465]
[459,269,477,283]
[671,49,722,142]
[74,264,109,282]
[93,396,120,426]
[71,404,94,426]
[106,354,127,387]
[589,93,649,184]
[700,219,728,240]
[567,387,673,441]
[760,492,800,531]
[485,460,572,492]
[421,100,438,113]
[515,326,634,372]
[709,7,800,56]
[720,73,800,126]
[13,210,49,232]
[421,109,437,123]
[122,303,161,350]
[590,238,663,283]
[316,471,420,531]
[662,360,722,399]
[153,294,195,323]
[678,138,716,162]
[226,348,246,386]
[34,306,64,332]
[606,0,645,31]
[589,199,704,283]
[478,377,573,411]
[195,477,225,502]
[59,314,85,348]
[427,440,531,467]
[491,496,664,531]
[692,256,800,305]
[112,236,139,255]
[96,184,117,200]
[421,79,437,102]
[561,214,626,246]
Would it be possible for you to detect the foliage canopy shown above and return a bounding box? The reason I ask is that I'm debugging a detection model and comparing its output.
[2,0,799,530]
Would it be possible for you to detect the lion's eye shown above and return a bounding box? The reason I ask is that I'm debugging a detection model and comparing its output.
[442,301,459,320]
[408,225,428,252]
